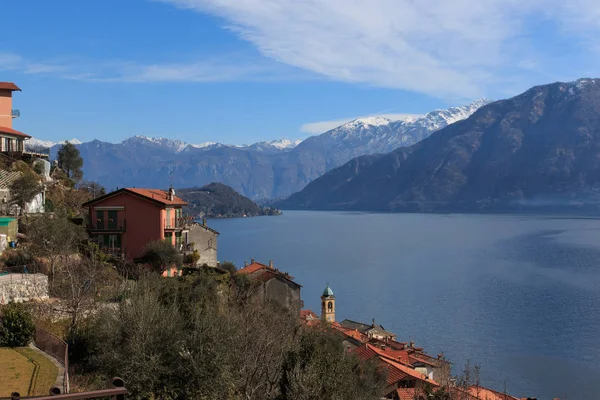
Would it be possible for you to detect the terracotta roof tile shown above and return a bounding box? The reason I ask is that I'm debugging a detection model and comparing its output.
[125,188,187,206]
[0,82,21,91]
[467,386,519,400]
[300,309,319,320]
[0,126,30,138]
[235,261,301,287]
[396,388,417,400]
[236,261,271,275]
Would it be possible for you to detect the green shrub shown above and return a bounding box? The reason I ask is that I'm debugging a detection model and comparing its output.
[0,302,36,347]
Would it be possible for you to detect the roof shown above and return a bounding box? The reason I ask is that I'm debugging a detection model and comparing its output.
[236,261,301,287]
[82,187,187,207]
[0,82,21,91]
[395,388,417,400]
[467,386,519,400]
[340,319,372,332]
[300,309,319,321]
[0,126,31,138]
[322,284,334,297]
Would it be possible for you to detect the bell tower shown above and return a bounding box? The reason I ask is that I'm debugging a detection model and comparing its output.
[321,284,335,323]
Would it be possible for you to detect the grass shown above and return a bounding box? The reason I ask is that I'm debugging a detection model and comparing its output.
[0,347,59,396]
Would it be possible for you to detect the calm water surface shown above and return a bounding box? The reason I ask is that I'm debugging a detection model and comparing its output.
[210,211,600,400]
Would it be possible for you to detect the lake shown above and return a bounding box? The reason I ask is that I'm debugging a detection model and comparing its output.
[209,211,600,400]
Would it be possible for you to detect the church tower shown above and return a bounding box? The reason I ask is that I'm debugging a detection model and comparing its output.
[321,284,335,323]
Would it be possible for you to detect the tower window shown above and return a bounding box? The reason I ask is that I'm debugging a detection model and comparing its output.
[328,301,333,310]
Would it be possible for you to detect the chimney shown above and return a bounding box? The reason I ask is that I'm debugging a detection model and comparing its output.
[168,186,175,201]
[244,261,248,267]
[269,260,273,268]
[251,258,255,264]
[202,218,206,226]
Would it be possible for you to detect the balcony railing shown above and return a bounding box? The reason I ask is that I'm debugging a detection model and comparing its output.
[89,219,126,232]
[11,109,19,118]
[165,218,189,230]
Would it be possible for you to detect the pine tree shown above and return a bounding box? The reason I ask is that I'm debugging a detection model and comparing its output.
[57,141,83,182]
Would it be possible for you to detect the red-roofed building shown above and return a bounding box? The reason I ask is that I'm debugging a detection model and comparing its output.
[236,260,302,316]
[0,82,48,159]
[354,343,438,398]
[83,187,219,266]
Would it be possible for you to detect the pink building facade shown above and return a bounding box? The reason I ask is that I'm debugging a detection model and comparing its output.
[83,187,190,261]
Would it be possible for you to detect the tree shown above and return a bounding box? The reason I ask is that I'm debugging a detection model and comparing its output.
[141,240,182,273]
[53,243,114,335]
[78,181,106,198]
[0,302,36,347]
[57,141,83,182]
[26,213,87,286]
[9,170,42,215]
[278,326,386,400]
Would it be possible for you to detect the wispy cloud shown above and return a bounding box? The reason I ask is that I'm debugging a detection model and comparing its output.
[0,51,304,83]
[301,113,422,134]
[157,0,600,99]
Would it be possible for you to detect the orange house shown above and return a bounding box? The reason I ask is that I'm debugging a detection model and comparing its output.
[0,82,30,154]
[82,187,191,261]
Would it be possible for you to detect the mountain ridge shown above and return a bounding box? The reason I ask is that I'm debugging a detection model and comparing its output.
[28,100,488,199]
[278,79,600,214]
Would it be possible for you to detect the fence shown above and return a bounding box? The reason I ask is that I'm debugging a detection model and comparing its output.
[34,328,69,394]
[1,378,126,400]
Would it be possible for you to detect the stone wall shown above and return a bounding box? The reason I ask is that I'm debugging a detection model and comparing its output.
[0,273,49,304]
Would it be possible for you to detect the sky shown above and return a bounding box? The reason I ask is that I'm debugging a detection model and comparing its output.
[2,0,600,145]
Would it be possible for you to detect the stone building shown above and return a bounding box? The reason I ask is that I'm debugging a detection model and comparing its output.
[186,219,219,267]
[236,260,302,317]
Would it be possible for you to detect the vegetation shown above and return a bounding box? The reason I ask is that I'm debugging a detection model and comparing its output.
[178,182,282,218]
[0,302,36,347]
[9,169,42,215]
[0,347,59,397]
[57,141,83,182]
[141,240,183,273]
[77,180,106,198]
[67,271,386,399]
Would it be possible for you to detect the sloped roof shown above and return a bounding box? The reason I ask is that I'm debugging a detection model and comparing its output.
[467,386,519,400]
[83,187,187,207]
[0,126,31,138]
[340,319,372,332]
[236,261,301,287]
[300,309,319,320]
[0,82,21,91]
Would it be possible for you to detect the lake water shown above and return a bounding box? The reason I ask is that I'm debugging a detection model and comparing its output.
[209,211,600,400]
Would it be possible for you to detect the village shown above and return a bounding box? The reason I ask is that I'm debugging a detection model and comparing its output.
[0,82,543,400]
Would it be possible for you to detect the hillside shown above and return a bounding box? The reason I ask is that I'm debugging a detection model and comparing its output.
[279,79,600,214]
[33,101,486,199]
[177,183,281,218]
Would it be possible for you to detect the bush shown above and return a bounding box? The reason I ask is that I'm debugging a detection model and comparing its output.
[0,302,36,347]
[184,250,200,265]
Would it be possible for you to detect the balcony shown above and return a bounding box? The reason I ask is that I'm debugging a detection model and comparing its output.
[11,109,19,118]
[164,218,189,230]
[89,219,127,232]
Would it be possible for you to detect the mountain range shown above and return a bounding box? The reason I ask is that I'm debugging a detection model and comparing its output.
[279,79,600,214]
[29,100,486,199]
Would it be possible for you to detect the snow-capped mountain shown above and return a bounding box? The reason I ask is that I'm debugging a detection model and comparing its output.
[31,100,489,199]
[295,99,490,165]
[26,137,82,150]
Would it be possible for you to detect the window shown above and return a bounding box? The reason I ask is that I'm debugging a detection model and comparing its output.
[166,208,172,227]
[165,232,173,244]
[96,210,104,230]
[107,210,118,229]
[328,301,333,310]
[97,235,104,247]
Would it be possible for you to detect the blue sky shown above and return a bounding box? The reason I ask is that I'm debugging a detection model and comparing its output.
[2,0,599,145]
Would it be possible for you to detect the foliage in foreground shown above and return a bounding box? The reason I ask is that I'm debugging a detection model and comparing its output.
[0,302,35,347]
[70,273,386,400]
